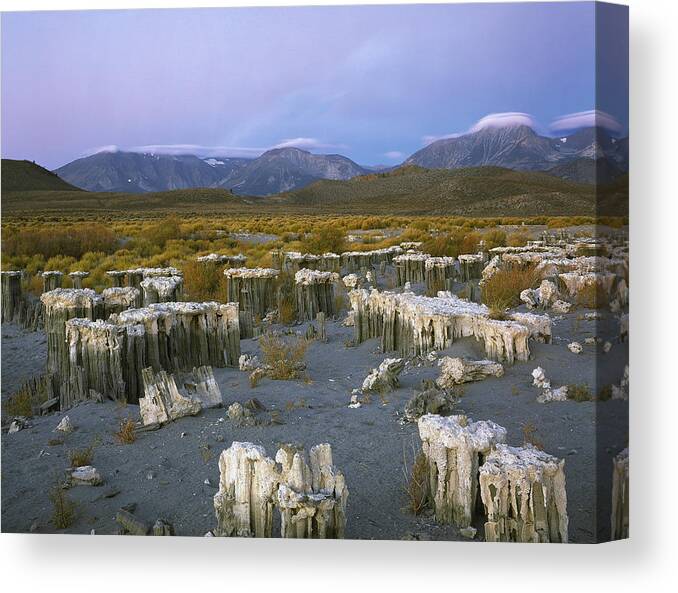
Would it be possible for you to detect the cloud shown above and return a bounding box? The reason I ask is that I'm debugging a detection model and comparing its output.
[272,137,348,151]
[423,112,538,145]
[469,112,538,133]
[549,109,623,135]
[81,138,347,159]
[383,150,404,160]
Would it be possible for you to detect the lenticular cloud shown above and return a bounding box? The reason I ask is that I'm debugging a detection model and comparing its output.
[549,109,623,135]
[469,112,539,133]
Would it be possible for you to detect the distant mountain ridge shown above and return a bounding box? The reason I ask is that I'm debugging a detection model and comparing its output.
[55,147,368,196]
[52,124,628,195]
[405,124,628,183]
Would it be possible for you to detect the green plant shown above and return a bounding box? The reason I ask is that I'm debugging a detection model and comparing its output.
[302,224,346,254]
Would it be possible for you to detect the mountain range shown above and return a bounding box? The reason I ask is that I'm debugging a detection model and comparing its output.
[52,124,628,196]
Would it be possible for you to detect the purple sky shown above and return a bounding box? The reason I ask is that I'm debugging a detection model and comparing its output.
[1,2,628,169]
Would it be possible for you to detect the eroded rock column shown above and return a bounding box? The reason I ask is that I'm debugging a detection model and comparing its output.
[418,414,506,528]
[479,444,569,543]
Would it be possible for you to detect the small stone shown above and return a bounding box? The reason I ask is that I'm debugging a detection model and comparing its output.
[71,466,102,486]
[584,337,596,345]
[460,526,477,539]
[603,341,613,353]
[180,432,187,438]
[568,342,583,354]
[55,415,74,433]
[204,478,211,486]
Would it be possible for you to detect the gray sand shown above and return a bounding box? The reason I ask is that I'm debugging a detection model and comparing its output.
[1,301,628,541]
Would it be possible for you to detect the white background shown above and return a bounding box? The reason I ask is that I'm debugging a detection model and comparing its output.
[0,0,676,591]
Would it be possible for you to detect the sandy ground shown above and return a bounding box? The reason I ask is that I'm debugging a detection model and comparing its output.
[1,292,628,541]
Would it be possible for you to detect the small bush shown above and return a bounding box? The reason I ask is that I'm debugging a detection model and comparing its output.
[567,384,592,402]
[275,272,297,325]
[403,447,429,515]
[114,418,137,444]
[481,263,540,313]
[482,229,507,250]
[146,215,182,248]
[598,384,613,402]
[507,232,529,247]
[182,260,226,301]
[50,485,75,529]
[259,333,308,380]
[69,444,95,467]
[3,390,33,418]
[302,224,346,254]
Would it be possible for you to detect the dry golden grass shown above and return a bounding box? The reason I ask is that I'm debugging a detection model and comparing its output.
[69,444,95,467]
[507,232,530,247]
[114,418,137,444]
[50,485,75,529]
[259,333,308,380]
[182,260,227,302]
[521,421,544,450]
[567,384,593,402]
[481,263,540,314]
[403,447,429,515]
[3,390,33,418]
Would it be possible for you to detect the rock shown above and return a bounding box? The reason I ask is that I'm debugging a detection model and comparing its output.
[275,443,348,538]
[603,341,613,353]
[227,402,256,427]
[213,442,280,537]
[460,526,477,539]
[479,444,568,543]
[139,368,203,426]
[611,365,629,400]
[568,342,583,354]
[532,367,568,403]
[551,299,572,314]
[55,415,74,433]
[70,466,103,486]
[584,337,596,345]
[350,289,534,364]
[436,357,504,388]
[362,358,404,393]
[116,509,151,535]
[611,448,629,540]
[152,519,174,536]
[239,354,260,372]
[418,414,506,527]
[403,383,455,423]
[8,417,28,433]
[294,269,340,321]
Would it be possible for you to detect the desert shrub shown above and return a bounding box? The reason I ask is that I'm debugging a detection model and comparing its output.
[259,333,308,380]
[481,263,540,315]
[182,260,226,302]
[3,390,33,418]
[521,421,544,450]
[146,215,182,248]
[598,384,613,402]
[302,224,346,254]
[50,485,75,529]
[2,224,117,260]
[275,272,297,325]
[507,232,530,247]
[114,418,137,444]
[403,448,429,515]
[567,384,593,402]
[482,229,507,250]
[69,443,95,467]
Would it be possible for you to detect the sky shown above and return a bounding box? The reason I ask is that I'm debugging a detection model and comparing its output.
[1,2,628,169]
